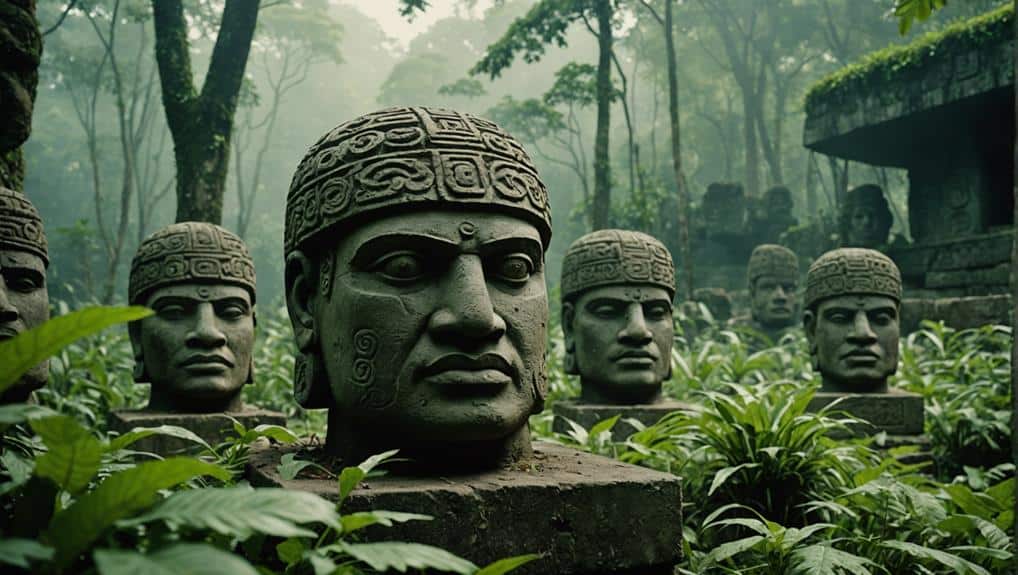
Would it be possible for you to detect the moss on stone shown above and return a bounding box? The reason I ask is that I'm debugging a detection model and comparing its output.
[804,4,1013,115]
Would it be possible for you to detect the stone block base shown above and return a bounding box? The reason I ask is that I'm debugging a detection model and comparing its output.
[109,409,287,455]
[807,389,924,436]
[247,441,682,574]
[553,400,695,440]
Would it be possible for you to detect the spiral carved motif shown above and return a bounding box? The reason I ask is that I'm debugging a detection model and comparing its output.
[804,248,902,309]
[349,328,391,409]
[129,222,256,304]
[0,187,47,264]
[284,107,552,257]
[561,229,675,301]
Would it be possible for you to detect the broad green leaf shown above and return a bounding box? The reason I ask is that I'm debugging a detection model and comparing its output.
[0,538,54,568]
[121,486,340,538]
[46,457,230,568]
[276,538,306,566]
[242,424,299,444]
[0,403,58,425]
[338,466,366,504]
[790,544,874,575]
[278,452,317,480]
[0,306,152,394]
[94,543,259,575]
[945,484,1000,518]
[108,425,213,453]
[588,415,620,441]
[336,541,477,574]
[0,450,34,495]
[881,540,991,575]
[474,554,543,575]
[31,415,104,494]
[340,510,432,534]
[307,552,339,575]
[706,535,764,564]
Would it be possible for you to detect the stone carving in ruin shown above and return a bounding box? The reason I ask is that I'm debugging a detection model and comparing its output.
[803,247,902,394]
[839,184,894,249]
[560,229,675,405]
[733,244,800,341]
[283,106,552,468]
[0,187,48,403]
[128,222,257,413]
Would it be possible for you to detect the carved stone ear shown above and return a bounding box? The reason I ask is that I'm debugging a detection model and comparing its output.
[802,310,819,371]
[285,251,317,352]
[561,302,579,375]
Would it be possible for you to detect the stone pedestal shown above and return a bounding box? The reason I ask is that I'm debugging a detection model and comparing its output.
[109,409,287,455]
[807,389,924,436]
[247,441,683,575]
[553,400,695,441]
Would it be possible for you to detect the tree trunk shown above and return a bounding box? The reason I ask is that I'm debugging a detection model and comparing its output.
[664,0,693,300]
[742,91,760,198]
[152,0,260,225]
[591,0,613,230]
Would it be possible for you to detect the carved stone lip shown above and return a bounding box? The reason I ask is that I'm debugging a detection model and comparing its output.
[0,326,19,340]
[612,349,657,361]
[419,353,515,379]
[841,349,880,360]
[179,353,234,369]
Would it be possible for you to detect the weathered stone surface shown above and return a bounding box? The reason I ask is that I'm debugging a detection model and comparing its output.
[900,294,1012,333]
[925,264,1010,289]
[808,389,924,436]
[552,400,696,441]
[247,441,683,575]
[109,409,286,455]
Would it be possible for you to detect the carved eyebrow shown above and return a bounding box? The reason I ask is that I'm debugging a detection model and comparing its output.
[350,233,459,268]
[477,236,544,266]
[0,266,45,283]
[150,296,249,308]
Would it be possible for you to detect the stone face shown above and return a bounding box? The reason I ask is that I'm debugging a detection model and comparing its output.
[284,107,555,469]
[746,244,799,333]
[808,389,924,436]
[128,222,258,413]
[553,400,695,441]
[0,187,48,403]
[247,441,682,575]
[108,409,286,455]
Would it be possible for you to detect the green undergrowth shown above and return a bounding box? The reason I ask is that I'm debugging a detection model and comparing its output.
[804,4,1013,115]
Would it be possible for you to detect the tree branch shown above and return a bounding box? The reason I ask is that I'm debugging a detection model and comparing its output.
[42,0,80,37]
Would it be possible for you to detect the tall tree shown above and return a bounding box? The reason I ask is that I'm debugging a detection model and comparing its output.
[151,0,260,224]
[470,0,618,230]
[637,0,693,299]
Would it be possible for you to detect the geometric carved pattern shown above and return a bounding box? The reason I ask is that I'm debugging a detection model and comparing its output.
[129,222,257,304]
[747,244,798,285]
[805,248,902,309]
[561,229,675,301]
[0,187,48,264]
[284,106,552,256]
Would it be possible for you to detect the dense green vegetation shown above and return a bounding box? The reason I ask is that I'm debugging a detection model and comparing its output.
[2,304,1012,573]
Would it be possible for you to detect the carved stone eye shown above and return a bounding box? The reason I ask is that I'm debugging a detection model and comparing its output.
[376,252,425,282]
[495,254,533,284]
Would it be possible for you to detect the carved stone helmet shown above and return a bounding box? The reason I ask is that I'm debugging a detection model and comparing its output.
[0,186,48,265]
[747,244,797,287]
[560,229,675,376]
[284,106,553,408]
[804,247,901,311]
[129,222,257,306]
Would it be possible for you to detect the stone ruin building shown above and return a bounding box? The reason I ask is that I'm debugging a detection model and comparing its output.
[803,6,1014,331]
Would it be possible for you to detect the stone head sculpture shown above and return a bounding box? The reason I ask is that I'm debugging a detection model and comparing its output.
[128,222,257,413]
[803,248,902,394]
[747,244,799,331]
[702,182,746,235]
[840,184,892,248]
[764,186,794,220]
[284,106,552,467]
[560,230,675,404]
[0,187,48,403]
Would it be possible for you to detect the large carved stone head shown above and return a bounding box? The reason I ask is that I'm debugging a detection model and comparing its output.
[764,186,794,220]
[747,244,799,330]
[560,230,675,404]
[840,184,893,248]
[128,222,257,413]
[702,182,746,235]
[0,186,48,403]
[284,106,552,466]
[803,248,902,393]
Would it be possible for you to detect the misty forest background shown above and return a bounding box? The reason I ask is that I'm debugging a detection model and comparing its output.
[26,0,1008,307]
